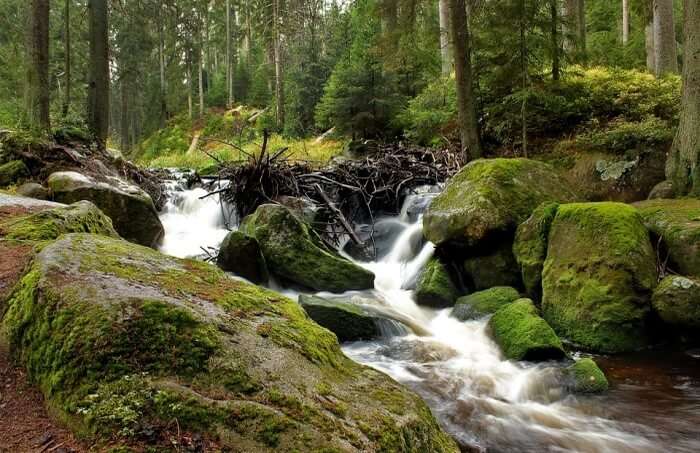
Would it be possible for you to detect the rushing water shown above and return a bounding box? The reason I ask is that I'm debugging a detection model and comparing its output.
[159,177,700,453]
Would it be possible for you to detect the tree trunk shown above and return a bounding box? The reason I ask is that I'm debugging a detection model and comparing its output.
[159,13,167,129]
[439,0,451,75]
[120,77,130,153]
[187,53,193,120]
[577,0,587,63]
[88,0,110,147]
[449,0,481,161]
[551,0,560,81]
[666,0,700,194]
[226,0,233,107]
[622,0,630,45]
[563,0,586,62]
[26,0,50,132]
[520,0,528,157]
[199,45,205,117]
[63,0,71,116]
[273,0,285,128]
[653,0,678,76]
[646,22,656,71]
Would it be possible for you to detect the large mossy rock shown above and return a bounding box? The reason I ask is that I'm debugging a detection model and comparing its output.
[241,204,375,293]
[487,298,566,361]
[513,203,559,300]
[1,233,457,452]
[415,258,459,308]
[48,171,164,248]
[462,241,522,290]
[634,199,700,277]
[216,230,269,284]
[299,295,381,342]
[652,275,700,328]
[542,202,657,353]
[451,286,520,321]
[423,158,578,247]
[0,160,29,187]
[566,358,609,393]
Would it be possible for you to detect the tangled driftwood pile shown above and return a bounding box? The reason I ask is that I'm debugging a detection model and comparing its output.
[207,138,462,245]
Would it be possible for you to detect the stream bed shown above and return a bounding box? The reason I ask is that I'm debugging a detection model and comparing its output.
[158,174,700,452]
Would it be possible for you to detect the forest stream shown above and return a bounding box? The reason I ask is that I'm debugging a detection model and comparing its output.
[158,172,700,453]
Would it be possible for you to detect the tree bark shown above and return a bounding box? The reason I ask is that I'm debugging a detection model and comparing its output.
[653,0,678,76]
[551,0,560,81]
[63,0,71,116]
[273,0,285,128]
[159,12,167,129]
[26,0,50,131]
[439,0,451,75]
[226,0,233,107]
[646,21,656,71]
[120,77,130,153]
[622,0,630,45]
[88,0,110,147]
[666,0,700,195]
[449,0,481,161]
[563,0,586,62]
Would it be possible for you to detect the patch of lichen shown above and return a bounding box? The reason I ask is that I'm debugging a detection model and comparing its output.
[451,286,520,320]
[415,258,459,308]
[488,298,566,361]
[513,202,559,300]
[567,358,609,393]
[423,158,578,246]
[241,204,375,293]
[542,202,656,353]
[0,201,118,243]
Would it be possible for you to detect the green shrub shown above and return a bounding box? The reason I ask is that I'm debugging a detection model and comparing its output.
[397,76,457,145]
[574,116,674,154]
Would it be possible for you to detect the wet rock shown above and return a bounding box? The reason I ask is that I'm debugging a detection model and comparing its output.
[513,203,559,300]
[0,160,29,187]
[48,171,164,248]
[275,196,319,225]
[566,358,609,393]
[16,182,49,200]
[488,298,566,361]
[542,202,656,353]
[2,233,458,452]
[451,286,521,321]
[652,276,700,328]
[423,158,577,248]
[415,258,459,308]
[216,230,269,284]
[241,204,375,293]
[298,295,381,342]
[648,180,675,199]
[462,241,522,291]
[634,198,700,278]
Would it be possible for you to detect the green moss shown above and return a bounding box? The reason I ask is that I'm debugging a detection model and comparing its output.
[652,275,700,328]
[513,202,559,300]
[0,159,29,186]
[299,295,380,342]
[241,204,374,293]
[542,202,656,353]
[451,286,520,320]
[567,358,609,393]
[488,298,566,361]
[415,258,459,308]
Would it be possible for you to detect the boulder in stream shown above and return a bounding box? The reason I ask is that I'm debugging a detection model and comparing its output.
[566,358,609,393]
[47,171,164,248]
[451,286,521,321]
[216,230,269,284]
[542,202,657,353]
[415,258,459,308]
[1,232,458,452]
[299,294,382,342]
[462,241,522,291]
[488,298,566,361]
[652,275,700,329]
[241,204,375,293]
[513,202,559,300]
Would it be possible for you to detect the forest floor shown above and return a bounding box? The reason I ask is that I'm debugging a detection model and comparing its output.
[0,345,85,453]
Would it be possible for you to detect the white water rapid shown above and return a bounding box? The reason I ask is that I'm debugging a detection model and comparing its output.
[159,177,700,453]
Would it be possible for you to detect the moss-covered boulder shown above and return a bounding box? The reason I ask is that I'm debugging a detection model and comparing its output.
[513,203,559,300]
[634,199,700,277]
[566,358,609,393]
[423,158,578,247]
[487,298,566,361]
[48,171,164,248]
[451,286,520,321]
[1,233,458,452]
[216,230,269,284]
[415,258,459,308]
[0,160,29,187]
[299,295,382,342]
[542,203,657,353]
[652,275,700,328]
[462,241,522,291]
[241,204,375,293]
[16,182,49,200]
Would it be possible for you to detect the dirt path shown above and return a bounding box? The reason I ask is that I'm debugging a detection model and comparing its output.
[0,346,87,453]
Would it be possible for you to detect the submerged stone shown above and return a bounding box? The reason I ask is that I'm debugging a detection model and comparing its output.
[216,230,269,284]
[415,258,459,308]
[299,295,381,342]
[48,171,164,248]
[451,286,521,321]
[542,202,657,353]
[652,275,700,328]
[241,204,375,293]
[488,298,566,361]
[566,358,609,393]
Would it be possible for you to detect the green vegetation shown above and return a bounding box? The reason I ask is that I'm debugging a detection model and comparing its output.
[567,358,609,393]
[415,258,460,308]
[451,286,521,321]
